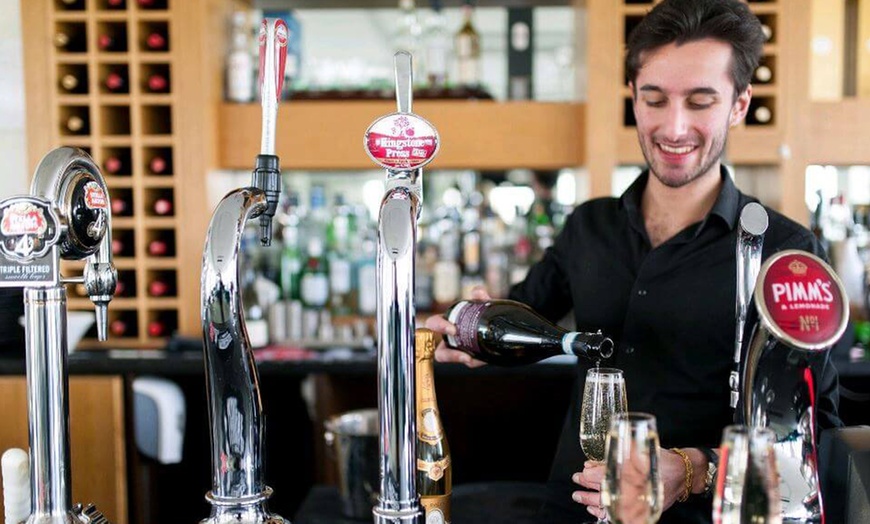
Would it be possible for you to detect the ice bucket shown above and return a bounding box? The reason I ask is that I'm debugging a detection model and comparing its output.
[324,408,380,519]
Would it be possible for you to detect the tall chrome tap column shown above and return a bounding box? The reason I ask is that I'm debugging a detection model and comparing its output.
[739,250,849,522]
[364,52,440,524]
[0,146,116,524]
[200,18,288,524]
[730,202,768,409]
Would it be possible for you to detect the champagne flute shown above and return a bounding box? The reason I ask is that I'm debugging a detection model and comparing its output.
[713,425,782,524]
[601,412,664,524]
[579,368,628,524]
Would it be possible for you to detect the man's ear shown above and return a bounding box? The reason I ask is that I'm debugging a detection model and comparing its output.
[730,85,752,127]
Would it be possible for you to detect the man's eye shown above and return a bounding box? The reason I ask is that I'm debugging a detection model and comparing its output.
[644,99,665,107]
[688,97,715,109]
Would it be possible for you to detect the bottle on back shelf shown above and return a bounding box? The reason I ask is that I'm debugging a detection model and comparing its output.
[454,0,481,88]
[395,0,424,81]
[415,328,452,524]
[225,11,255,103]
[424,0,450,89]
[443,299,613,366]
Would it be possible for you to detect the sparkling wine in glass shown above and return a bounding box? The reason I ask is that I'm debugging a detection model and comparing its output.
[579,367,627,524]
[713,425,782,524]
[601,412,663,524]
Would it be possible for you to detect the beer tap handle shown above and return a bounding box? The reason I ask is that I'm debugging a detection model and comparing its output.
[395,51,413,114]
[251,18,288,247]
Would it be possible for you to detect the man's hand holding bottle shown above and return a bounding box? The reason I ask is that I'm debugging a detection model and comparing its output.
[425,286,490,368]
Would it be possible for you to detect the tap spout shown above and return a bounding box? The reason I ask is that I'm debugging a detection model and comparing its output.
[201,187,285,523]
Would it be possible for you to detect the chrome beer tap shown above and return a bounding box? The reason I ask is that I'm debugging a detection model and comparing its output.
[200,18,288,524]
[363,51,440,524]
[731,202,768,409]
[739,250,849,523]
[0,146,116,523]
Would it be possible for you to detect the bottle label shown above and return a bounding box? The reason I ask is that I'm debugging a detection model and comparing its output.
[300,273,329,306]
[418,406,443,444]
[417,457,451,481]
[329,258,352,294]
[445,300,484,354]
[420,495,451,524]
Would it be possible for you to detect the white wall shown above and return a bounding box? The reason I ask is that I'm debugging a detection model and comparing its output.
[0,0,28,199]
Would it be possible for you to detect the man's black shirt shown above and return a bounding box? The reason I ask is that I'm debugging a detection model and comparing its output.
[509,168,842,523]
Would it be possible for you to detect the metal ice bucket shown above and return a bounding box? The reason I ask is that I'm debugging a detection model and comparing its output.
[324,409,380,519]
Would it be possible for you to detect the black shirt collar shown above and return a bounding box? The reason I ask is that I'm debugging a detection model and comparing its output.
[619,165,742,239]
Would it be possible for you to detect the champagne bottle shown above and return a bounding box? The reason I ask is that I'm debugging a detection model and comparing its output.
[444,299,614,366]
[416,328,452,524]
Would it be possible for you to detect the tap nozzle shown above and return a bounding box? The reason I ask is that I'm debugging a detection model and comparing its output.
[251,154,280,246]
[84,261,117,342]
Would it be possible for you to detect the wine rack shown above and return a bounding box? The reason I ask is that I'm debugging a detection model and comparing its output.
[24,0,226,350]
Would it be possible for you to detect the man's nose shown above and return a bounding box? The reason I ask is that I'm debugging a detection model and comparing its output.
[661,106,690,140]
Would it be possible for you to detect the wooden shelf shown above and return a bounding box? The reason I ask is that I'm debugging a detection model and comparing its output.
[218,100,585,170]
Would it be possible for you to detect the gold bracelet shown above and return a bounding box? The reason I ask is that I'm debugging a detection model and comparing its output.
[670,448,693,503]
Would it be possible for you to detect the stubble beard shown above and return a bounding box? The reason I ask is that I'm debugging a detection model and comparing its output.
[639,123,729,189]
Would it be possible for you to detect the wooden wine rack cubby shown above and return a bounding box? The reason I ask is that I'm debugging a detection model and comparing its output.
[23,0,230,349]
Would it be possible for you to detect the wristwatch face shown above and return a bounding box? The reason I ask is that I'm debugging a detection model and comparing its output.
[705,459,717,494]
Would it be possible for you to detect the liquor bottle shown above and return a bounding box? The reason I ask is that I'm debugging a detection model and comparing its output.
[59,73,86,94]
[395,0,423,80]
[443,299,614,366]
[144,30,168,51]
[148,153,171,174]
[300,237,329,309]
[152,196,173,216]
[104,69,128,93]
[145,73,169,92]
[54,29,86,52]
[64,114,89,135]
[424,0,449,89]
[454,0,481,87]
[225,11,254,103]
[415,328,452,524]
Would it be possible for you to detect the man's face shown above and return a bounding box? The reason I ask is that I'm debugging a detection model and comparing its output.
[630,39,751,188]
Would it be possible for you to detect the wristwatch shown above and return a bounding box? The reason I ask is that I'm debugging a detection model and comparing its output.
[699,447,719,497]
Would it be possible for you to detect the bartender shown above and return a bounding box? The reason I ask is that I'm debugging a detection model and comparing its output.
[426,0,843,522]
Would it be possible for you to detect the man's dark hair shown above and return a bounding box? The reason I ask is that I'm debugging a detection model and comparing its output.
[625,0,765,99]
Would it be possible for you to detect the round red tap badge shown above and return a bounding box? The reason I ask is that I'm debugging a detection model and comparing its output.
[364,113,439,170]
[756,250,849,350]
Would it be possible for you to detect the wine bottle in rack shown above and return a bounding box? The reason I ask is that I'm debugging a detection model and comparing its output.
[147,235,174,257]
[59,0,85,10]
[63,114,89,135]
[98,28,127,52]
[760,22,773,42]
[146,73,169,92]
[748,105,773,125]
[103,152,129,175]
[110,319,129,337]
[754,64,772,84]
[148,277,173,297]
[111,196,132,216]
[54,29,86,52]
[112,233,135,257]
[144,29,168,51]
[105,0,126,9]
[148,153,171,175]
[137,0,168,9]
[147,319,170,338]
[59,73,86,94]
[152,196,173,216]
[104,69,128,93]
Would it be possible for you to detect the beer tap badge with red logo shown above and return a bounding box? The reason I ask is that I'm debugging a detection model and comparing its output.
[755,250,849,350]
[84,181,108,210]
[364,113,440,170]
[258,18,288,102]
[0,197,61,263]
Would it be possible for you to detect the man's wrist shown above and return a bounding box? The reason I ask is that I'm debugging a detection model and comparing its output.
[685,448,710,495]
